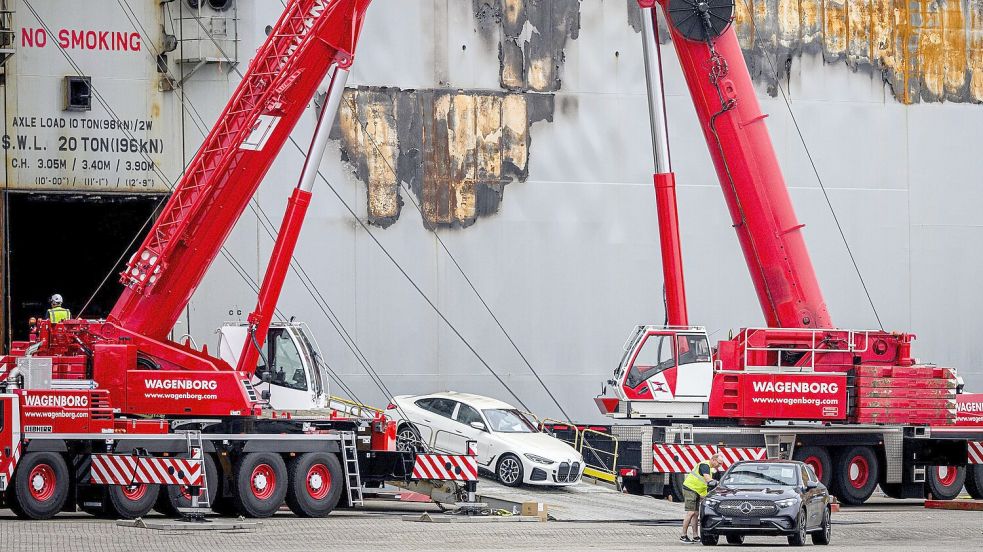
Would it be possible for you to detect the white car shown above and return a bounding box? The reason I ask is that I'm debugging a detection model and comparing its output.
[388,392,585,487]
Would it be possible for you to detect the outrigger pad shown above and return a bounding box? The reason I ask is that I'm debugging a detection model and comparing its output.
[666,0,735,42]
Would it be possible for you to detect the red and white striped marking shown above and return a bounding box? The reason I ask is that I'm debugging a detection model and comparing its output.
[0,442,22,491]
[652,444,766,473]
[969,441,983,465]
[90,454,202,486]
[411,454,478,481]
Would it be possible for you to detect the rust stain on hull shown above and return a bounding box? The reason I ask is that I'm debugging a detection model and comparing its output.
[333,88,553,229]
[726,0,983,103]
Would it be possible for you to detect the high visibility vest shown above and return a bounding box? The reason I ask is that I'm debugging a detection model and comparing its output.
[683,460,712,496]
[47,307,71,324]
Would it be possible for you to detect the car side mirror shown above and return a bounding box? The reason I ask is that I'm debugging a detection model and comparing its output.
[707,480,718,489]
[805,480,819,490]
[470,421,486,432]
[260,371,273,383]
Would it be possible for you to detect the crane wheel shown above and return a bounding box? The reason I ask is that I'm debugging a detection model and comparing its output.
[965,464,983,499]
[106,483,160,520]
[830,446,879,505]
[159,453,219,515]
[668,472,686,502]
[924,466,966,501]
[285,452,344,517]
[792,446,832,488]
[232,452,288,518]
[10,452,70,520]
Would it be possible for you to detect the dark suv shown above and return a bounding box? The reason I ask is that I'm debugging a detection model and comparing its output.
[699,459,831,546]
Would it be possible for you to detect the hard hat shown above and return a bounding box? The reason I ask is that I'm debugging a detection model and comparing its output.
[50,293,63,305]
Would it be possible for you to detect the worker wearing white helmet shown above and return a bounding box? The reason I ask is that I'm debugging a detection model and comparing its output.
[46,294,71,323]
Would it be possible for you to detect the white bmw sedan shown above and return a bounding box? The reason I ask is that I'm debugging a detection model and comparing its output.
[388,392,585,487]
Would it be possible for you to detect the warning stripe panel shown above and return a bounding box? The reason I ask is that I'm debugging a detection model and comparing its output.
[90,454,202,486]
[652,445,766,473]
[969,442,983,465]
[411,454,478,481]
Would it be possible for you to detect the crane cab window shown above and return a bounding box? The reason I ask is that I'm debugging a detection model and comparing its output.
[256,328,308,392]
[625,333,676,388]
[677,334,711,366]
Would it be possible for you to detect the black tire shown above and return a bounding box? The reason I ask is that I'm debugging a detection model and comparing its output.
[669,472,686,502]
[700,532,719,546]
[164,453,219,514]
[793,446,832,488]
[924,465,966,500]
[725,534,744,545]
[787,510,808,546]
[496,454,524,487]
[233,452,288,518]
[106,483,160,519]
[830,446,879,505]
[11,452,70,520]
[812,506,832,545]
[396,424,423,453]
[966,463,983,499]
[285,453,344,517]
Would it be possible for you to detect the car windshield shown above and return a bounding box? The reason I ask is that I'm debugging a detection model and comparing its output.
[482,409,536,433]
[722,464,800,487]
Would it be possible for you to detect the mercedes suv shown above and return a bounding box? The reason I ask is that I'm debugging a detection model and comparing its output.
[699,459,832,546]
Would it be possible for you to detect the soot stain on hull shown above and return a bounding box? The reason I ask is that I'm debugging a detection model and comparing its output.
[628,0,983,104]
[332,88,554,229]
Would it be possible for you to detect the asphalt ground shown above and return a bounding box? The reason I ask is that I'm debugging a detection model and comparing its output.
[0,497,980,551]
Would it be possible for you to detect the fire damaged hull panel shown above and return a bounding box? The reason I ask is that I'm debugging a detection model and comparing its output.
[332,88,553,229]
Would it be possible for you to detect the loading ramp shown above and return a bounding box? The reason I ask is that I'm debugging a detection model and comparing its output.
[475,478,680,522]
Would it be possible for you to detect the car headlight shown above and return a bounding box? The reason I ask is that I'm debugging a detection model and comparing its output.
[523,453,555,465]
[703,497,720,508]
[775,498,797,509]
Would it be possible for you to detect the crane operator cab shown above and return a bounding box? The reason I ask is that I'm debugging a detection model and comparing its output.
[602,326,714,419]
[217,322,329,411]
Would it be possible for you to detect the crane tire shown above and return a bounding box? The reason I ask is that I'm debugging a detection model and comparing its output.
[830,446,879,505]
[965,464,983,499]
[924,466,965,501]
[11,452,70,520]
[106,483,160,519]
[233,452,288,518]
[285,452,344,517]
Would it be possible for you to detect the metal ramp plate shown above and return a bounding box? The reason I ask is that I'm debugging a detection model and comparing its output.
[475,478,680,521]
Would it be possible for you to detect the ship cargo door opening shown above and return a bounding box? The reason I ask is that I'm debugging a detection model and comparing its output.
[5,193,162,343]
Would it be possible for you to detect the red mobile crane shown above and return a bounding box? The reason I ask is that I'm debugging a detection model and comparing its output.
[591,0,983,504]
[0,0,475,521]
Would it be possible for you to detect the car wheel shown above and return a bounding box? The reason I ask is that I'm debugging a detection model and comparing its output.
[496,454,524,487]
[787,510,807,546]
[924,465,966,501]
[700,532,719,546]
[396,424,423,453]
[966,464,983,499]
[812,506,831,545]
[792,445,832,488]
[725,534,744,545]
[830,446,879,505]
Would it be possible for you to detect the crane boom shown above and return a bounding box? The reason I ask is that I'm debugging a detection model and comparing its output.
[644,0,831,330]
[111,0,370,340]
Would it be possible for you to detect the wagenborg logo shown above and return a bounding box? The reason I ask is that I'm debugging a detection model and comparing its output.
[956,401,983,413]
[144,379,218,391]
[277,0,329,71]
[751,381,839,395]
[24,394,89,408]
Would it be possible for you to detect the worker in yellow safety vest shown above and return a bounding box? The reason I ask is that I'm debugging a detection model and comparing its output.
[680,452,723,543]
[46,294,71,323]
